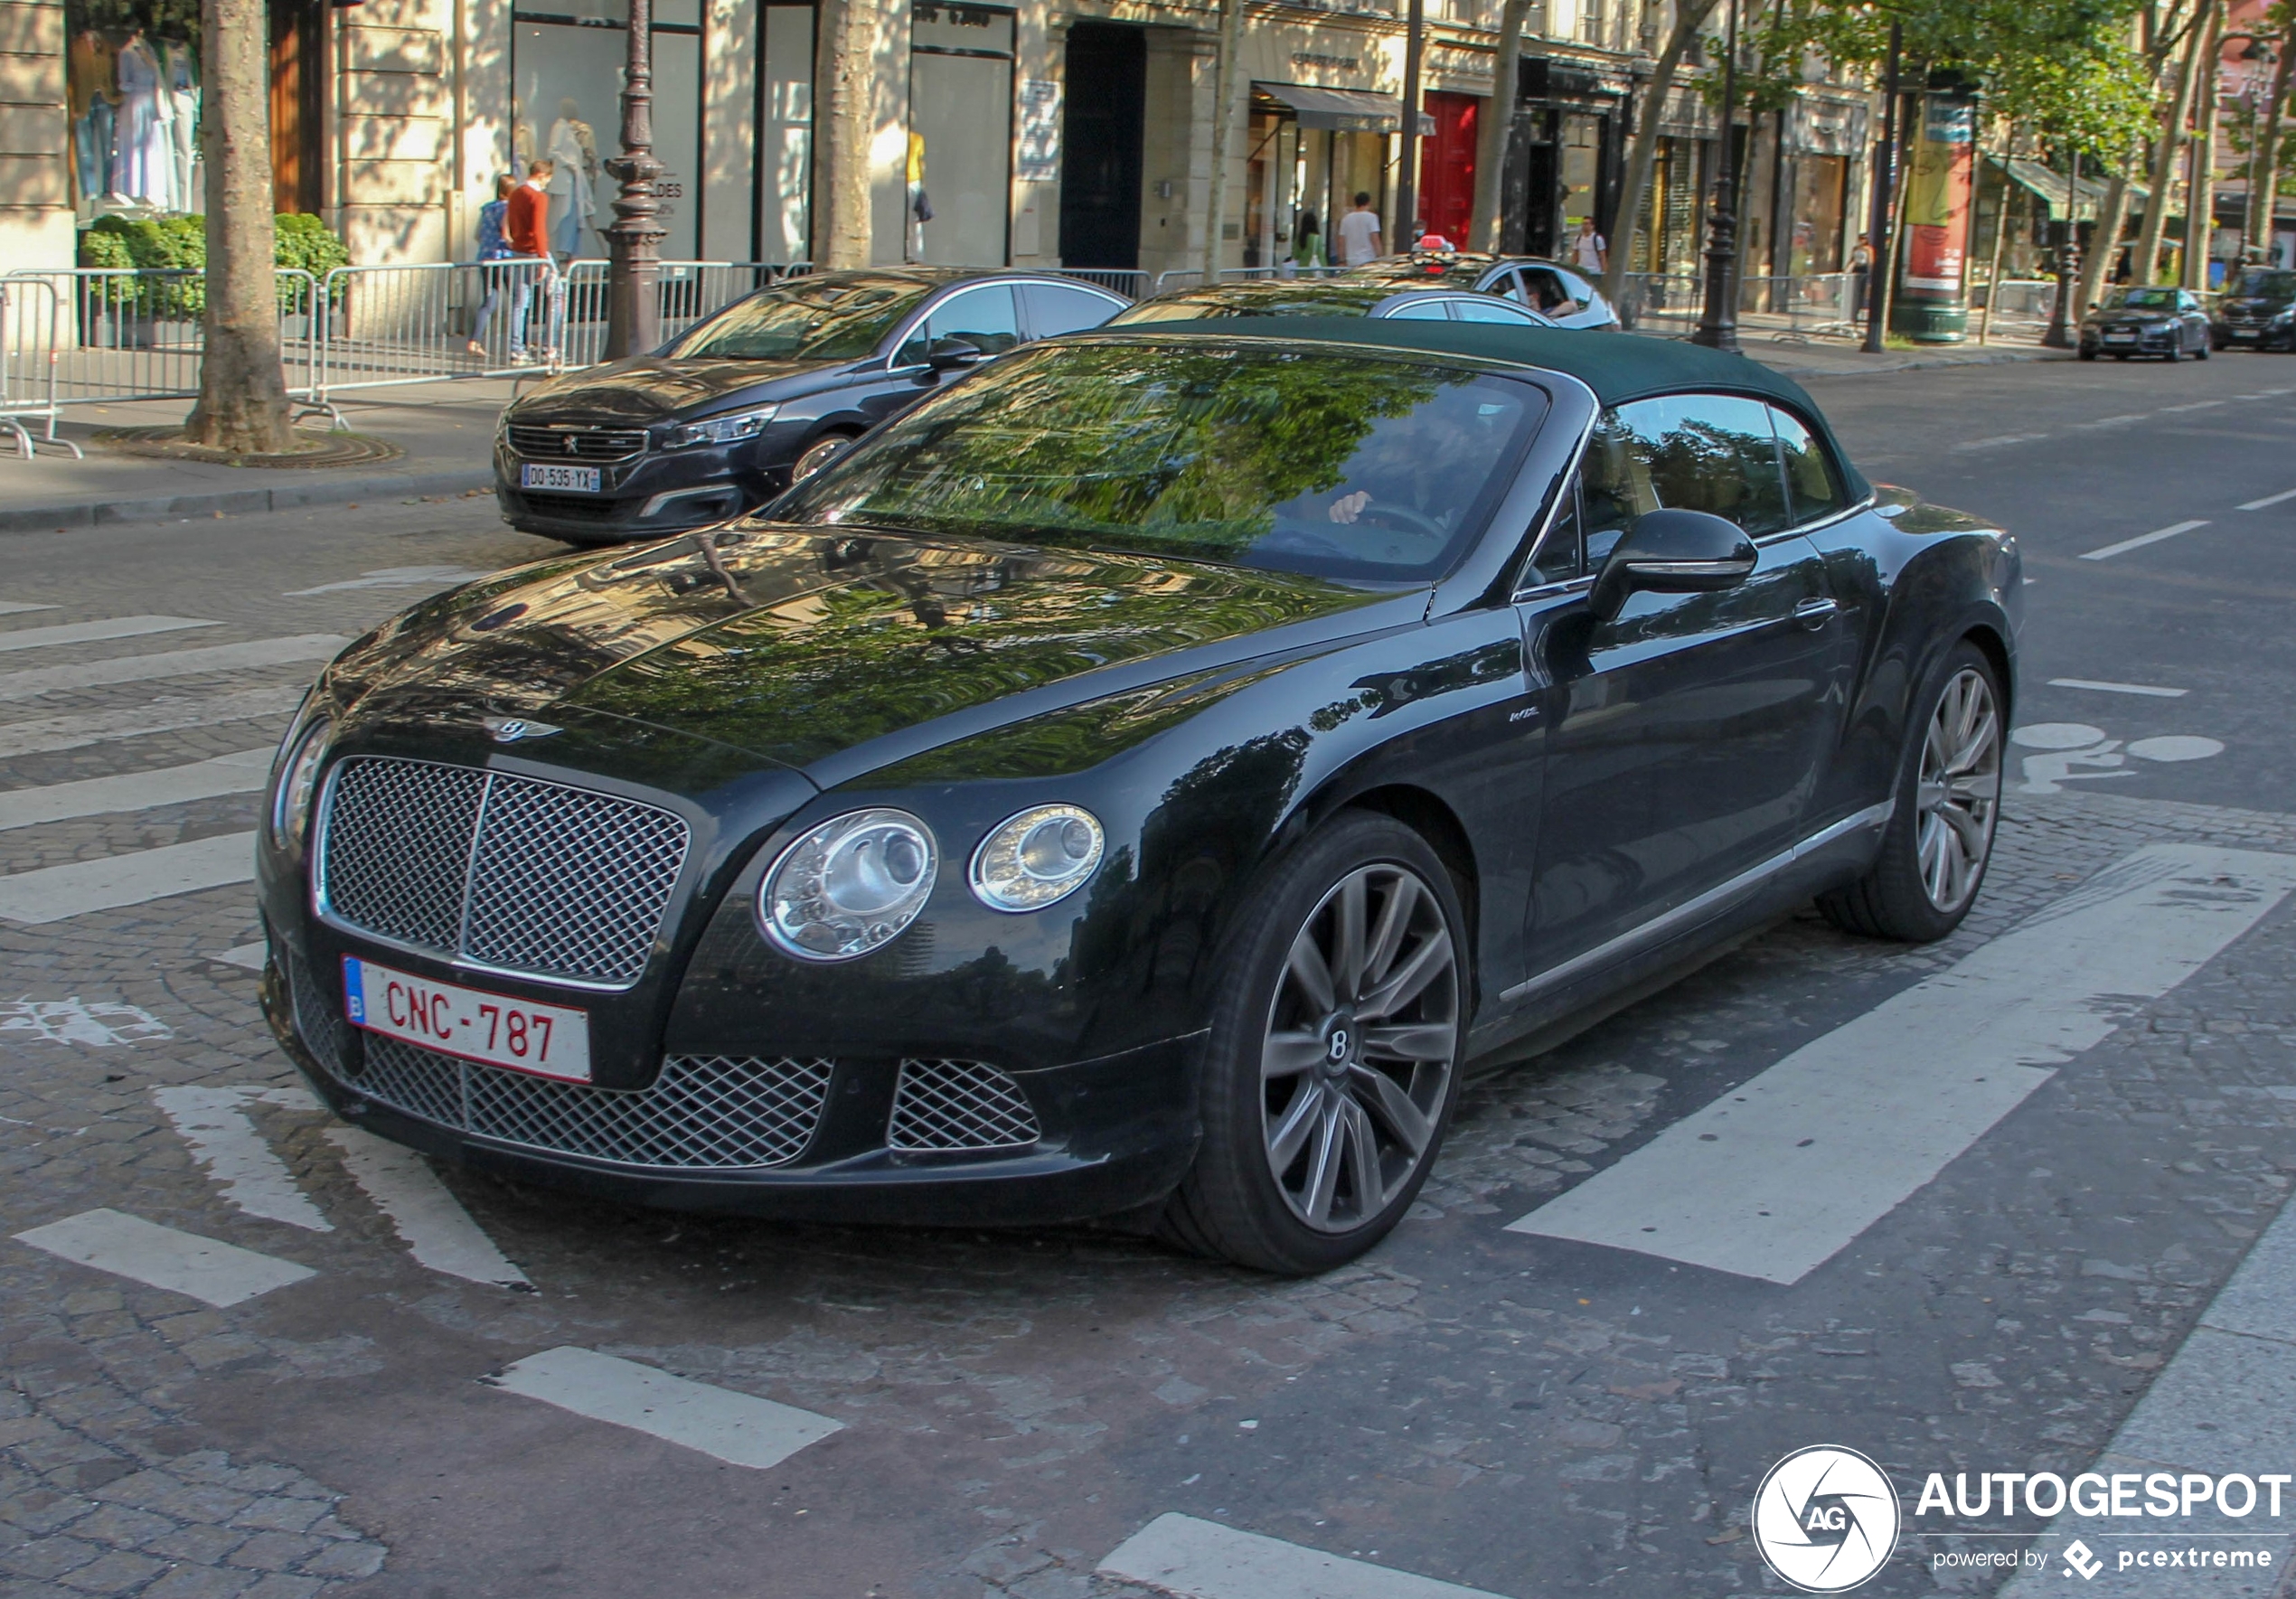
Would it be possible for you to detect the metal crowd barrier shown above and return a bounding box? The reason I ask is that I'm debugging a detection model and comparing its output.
[0,267,320,409]
[552,259,812,370]
[1974,278,2056,326]
[0,277,81,458]
[1050,268,1147,298]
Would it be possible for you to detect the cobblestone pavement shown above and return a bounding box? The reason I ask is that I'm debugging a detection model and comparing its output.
[4,358,2296,1599]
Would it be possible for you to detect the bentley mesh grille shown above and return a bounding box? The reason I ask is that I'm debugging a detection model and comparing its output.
[286,946,342,1074]
[505,424,647,461]
[348,1039,834,1170]
[887,1058,1041,1152]
[319,757,689,986]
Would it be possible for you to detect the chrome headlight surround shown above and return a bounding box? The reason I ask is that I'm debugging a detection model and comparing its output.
[758,807,938,962]
[969,804,1105,912]
[268,711,333,856]
[659,404,780,451]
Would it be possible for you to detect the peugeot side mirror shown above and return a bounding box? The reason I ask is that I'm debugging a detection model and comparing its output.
[926,336,984,372]
[1588,508,1759,621]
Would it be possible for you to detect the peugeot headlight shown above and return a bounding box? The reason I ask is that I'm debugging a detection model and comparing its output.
[969,804,1105,912]
[660,404,779,450]
[268,714,332,854]
[758,808,937,961]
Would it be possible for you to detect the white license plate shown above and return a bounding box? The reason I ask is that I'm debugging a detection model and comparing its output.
[521,463,602,493]
[343,956,592,1082]
[2103,332,2136,342]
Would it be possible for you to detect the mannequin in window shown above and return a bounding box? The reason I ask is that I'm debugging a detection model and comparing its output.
[110,27,174,207]
[67,27,120,203]
[545,99,598,258]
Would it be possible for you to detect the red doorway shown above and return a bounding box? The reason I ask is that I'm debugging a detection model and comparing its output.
[1416,91,1479,247]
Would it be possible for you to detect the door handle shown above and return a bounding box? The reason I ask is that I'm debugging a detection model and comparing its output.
[1793,597,1840,630]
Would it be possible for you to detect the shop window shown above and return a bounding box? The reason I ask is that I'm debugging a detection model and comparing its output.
[513,0,701,259]
[65,0,201,218]
[909,4,1015,267]
[757,4,814,265]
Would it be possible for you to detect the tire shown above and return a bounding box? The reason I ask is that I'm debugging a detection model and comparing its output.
[2164,343,2181,362]
[2078,346,2098,361]
[2114,353,2131,361]
[791,432,857,483]
[1819,641,2005,944]
[2197,339,2211,360]
[1158,812,1467,1274]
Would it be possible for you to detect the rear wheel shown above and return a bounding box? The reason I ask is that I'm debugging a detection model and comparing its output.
[1158,813,1465,1274]
[1820,642,2004,943]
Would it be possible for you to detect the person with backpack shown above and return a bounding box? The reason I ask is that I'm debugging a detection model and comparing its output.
[467,174,517,358]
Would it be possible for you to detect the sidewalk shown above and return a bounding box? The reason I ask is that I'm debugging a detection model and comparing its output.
[0,379,522,535]
[1636,322,2065,380]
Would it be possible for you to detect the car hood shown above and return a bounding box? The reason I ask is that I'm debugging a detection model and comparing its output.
[2223,296,2291,314]
[506,356,841,425]
[325,524,1403,786]
[2093,310,2171,325]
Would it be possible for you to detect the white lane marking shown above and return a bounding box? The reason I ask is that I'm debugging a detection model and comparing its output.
[2238,487,2296,510]
[481,1347,841,1468]
[284,566,491,596]
[1951,433,2053,453]
[2068,412,2154,430]
[152,1086,332,1232]
[0,616,217,654]
[13,1209,315,1307]
[325,1126,531,1288]
[1508,844,2296,1284]
[2081,520,2210,560]
[2160,399,2228,412]
[0,998,171,1046]
[0,750,271,832]
[0,687,304,759]
[212,942,266,971]
[1098,1514,1507,1599]
[0,600,58,616]
[2046,677,2188,698]
[0,635,347,705]
[0,832,254,924]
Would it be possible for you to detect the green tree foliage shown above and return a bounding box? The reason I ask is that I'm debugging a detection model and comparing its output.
[75,213,349,317]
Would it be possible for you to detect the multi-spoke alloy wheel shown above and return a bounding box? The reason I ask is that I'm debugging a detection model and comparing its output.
[1259,863,1458,1233]
[1914,666,2002,913]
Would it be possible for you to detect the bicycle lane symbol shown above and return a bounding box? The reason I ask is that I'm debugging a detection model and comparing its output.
[2011,722,2225,795]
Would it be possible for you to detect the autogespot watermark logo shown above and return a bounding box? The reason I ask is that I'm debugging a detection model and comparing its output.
[1752,1446,1903,1593]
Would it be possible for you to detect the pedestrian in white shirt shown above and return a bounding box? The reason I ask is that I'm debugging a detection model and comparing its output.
[1573,217,1607,277]
[1337,193,1384,266]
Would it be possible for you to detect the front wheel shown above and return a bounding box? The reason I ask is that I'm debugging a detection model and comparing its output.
[791,432,855,483]
[1158,813,1465,1274]
[1820,642,2005,942]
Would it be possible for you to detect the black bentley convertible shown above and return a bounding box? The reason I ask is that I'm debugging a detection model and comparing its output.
[260,319,2019,1274]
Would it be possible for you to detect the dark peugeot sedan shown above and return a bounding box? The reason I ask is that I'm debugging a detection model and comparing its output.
[2079,285,2212,361]
[493,268,1127,545]
[1109,277,1556,325]
[2211,266,2296,350]
[263,319,2018,1274]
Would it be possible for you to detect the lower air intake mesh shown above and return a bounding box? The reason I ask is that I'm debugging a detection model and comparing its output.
[887,1058,1042,1152]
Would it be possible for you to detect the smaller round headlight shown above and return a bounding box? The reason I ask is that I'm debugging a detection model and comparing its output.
[270,716,331,853]
[969,804,1106,912]
[759,807,938,961]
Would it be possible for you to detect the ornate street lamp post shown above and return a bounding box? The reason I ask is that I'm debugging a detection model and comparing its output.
[2042,148,2082,349]
[603,0,668,360]
[1690,0,1742,351]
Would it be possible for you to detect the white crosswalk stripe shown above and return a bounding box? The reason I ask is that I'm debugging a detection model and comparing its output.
[481,1347,842,1468]
[0,750,270,832]
[325,1127,532,1288]
[1509,844,2296,1284]
[0,599,59,616]
[0,616,218,653]
[0,832,255,923]
[13,1209,315,1307]
[151,1086,334,1233]
[0,635,345,705]
[1098,1515,1507,1599]
[0,687,304,758]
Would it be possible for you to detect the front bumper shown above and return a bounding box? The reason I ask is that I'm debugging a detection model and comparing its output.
[494,438,775,542]
[261,944,1204,1227]
[2086,325,2174,353]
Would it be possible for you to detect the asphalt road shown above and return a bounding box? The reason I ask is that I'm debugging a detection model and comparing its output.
[3,353,2295,1599]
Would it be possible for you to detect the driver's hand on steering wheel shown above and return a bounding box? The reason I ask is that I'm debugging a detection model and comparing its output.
[1329,490,1371,524]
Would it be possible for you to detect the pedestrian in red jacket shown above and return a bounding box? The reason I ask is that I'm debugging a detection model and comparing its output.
[503,159,557,363]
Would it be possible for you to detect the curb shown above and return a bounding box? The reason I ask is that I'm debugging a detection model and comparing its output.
[0,468,496,534]
[1783,347,2060,380]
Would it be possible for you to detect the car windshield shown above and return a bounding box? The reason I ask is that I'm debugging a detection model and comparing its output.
[2109,287,2180,311]
[1111,284,1402,322]
[2232,269,2296,298]
[772,341,1545,582]
[666,275,933,361]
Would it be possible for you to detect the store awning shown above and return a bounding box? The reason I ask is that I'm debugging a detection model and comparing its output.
[1254,82,1435,136]
[1994,156,2144,221]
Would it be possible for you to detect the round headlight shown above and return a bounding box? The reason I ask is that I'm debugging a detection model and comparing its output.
[270,716,331,853]
[969,804,1105,912]
[758,808,938,961]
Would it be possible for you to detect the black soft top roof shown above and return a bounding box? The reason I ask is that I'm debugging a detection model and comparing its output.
[1080,315,1868,499]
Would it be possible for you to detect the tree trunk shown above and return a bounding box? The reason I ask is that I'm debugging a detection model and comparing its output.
[811,0,874,269]
[1468,0,1537,252]
[2185,3,2222,290]
[1201,0,1248,281]
[182,0,291,452]
[1598,0,1724,312]
[2134,8,2207,284]
[2076,171,2133,315]
[2244,18,2296,257]
[1977,123,2014,343]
